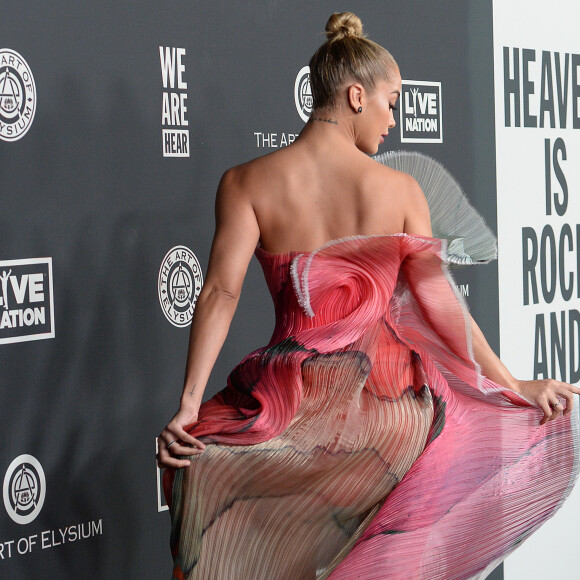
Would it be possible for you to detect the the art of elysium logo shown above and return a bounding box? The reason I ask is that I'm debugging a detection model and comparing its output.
[0,258,55,345]
[3,455,46,525]
[294,66,312,122]
[400,80,442,143]
[158,246,203,327]
[0,49,37,142]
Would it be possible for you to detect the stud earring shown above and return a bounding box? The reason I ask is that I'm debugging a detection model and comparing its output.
[357,107,363,113]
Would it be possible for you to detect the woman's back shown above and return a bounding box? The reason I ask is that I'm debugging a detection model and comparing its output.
[226,128,426,255]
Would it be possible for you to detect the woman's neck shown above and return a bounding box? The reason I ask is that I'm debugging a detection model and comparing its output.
[299,108,357,149]
[309,114,339,125]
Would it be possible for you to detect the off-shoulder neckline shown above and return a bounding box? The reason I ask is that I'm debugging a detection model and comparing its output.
[255,233,437,258]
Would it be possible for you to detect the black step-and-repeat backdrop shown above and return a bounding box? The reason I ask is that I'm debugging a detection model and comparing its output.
[1,1,576,578]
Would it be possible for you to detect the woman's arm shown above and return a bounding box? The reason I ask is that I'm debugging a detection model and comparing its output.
[470,317,580,424]
[403,176,433,237]
[404,178,580,425]
[157,169,260,468]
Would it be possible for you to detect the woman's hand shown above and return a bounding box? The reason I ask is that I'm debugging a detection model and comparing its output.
[157,405,206,469]
[512,379,580,425]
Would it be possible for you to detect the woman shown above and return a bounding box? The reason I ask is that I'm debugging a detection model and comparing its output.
[158,12,579,579]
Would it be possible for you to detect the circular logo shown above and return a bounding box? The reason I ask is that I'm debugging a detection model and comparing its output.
[158,245,203,327]
[3,454,46,525]
[0,49,37,142]
[294,66,312,123]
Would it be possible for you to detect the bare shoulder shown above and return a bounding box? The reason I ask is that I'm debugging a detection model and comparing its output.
[216,162,252,204]
[362,156,431,235]
[213,162,261,229]
[217,148,290,204]
[399,171,428,213]
[362,156,423,199]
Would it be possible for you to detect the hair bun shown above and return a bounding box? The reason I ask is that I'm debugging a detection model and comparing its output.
[325,12,364,42]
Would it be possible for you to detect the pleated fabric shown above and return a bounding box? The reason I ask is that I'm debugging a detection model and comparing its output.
[164,234,579,580]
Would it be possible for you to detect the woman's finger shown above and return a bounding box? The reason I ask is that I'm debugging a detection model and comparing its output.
[563,383,580,396]
[173,426,205,450]
[156,443,203,468]
[157,452,191,469]
[539,400,553,425]
[161,424,205,450]
[165,418,205,449]
[165,441,205,457]
[551,400,563,420]
[556,390,574,415]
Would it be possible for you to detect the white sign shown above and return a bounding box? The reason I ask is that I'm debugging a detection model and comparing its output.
[493,1,580,578]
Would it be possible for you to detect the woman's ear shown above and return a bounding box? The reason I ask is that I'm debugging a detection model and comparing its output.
[347,83,364,113]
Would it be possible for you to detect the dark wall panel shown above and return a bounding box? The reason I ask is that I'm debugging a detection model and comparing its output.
[0,2,500,578]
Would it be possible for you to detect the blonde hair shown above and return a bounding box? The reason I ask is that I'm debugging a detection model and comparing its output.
[309,12,399,111]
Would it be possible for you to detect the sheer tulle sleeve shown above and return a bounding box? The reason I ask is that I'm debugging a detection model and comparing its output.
[375,151,497,264]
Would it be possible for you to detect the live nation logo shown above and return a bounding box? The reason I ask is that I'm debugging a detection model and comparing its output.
[0,258,55,345]
[158,246,203,327]
[400,80,442,143]
[160,46,189,157]
[0,49,37,142]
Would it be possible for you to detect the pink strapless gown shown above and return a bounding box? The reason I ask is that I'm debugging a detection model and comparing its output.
[164,234,578,580]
